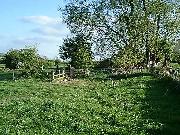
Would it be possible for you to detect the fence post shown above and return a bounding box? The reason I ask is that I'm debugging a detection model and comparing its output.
[58,70,61,78]
[52,71,55,80]
[13,70,15,80]
[70,67,75,79]
[62,69,65,78]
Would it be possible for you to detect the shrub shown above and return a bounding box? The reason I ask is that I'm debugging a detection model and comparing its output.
[4,47,45,77]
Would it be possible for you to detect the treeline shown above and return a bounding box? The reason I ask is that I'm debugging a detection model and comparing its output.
[0,47,65,78]
[60,0,179,68]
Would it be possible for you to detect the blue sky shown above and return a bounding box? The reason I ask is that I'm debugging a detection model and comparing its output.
[0,0,69,59]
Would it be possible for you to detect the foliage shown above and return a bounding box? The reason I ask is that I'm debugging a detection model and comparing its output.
[170,63,180,71]
[156,39,174,67]
[4,47,45,77]
[54,58,61,67]
[94,58,113,68]
[61,0,179,67]
[172,52,180,64]
[60,34,94,69]
[112,46,145,68]
[4,49,20,69]
[54,58,66,70]
[39,57,54,69]
[0,53,4,64]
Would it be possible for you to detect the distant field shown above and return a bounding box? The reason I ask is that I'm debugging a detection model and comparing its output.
[0,72,180,135]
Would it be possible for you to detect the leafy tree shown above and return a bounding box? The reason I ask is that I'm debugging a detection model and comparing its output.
[157,40,174,67]
[172,52,180,64]
[54,58,66,72]
[4,49,20,69]
[4,47,44,76]
[112,46,145,68]
[39,56,54,69]
[94,58,113,69]
[61,0,179,67]
[60,34,93,69]
[0,53,4,64]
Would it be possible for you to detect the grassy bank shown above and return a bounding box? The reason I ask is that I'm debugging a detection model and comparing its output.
[0,72,179,134]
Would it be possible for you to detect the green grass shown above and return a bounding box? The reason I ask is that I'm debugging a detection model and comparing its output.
[0,64,5,70]
[170,63,180,69]
[0,71,13,81]
[0,72,180,135]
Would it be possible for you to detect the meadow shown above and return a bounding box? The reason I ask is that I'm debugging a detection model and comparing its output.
[0,71,180,135]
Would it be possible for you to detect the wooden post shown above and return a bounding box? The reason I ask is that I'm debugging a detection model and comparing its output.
[62,69,65,78]
[70,67,75,79]
[58,70,61,78]
[70,67,72,78]
[13,70,15,80]
[52,71,55,80]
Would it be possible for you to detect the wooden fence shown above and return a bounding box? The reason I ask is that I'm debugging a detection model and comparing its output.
[0,66,179,82]
[94,66,180,81]
[52,68,90,80]
[52,70,65,80]
[153,67,180,81]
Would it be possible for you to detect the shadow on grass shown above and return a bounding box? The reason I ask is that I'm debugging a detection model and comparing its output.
[110,72,152,80]
[0,71,14,81]
[100,72,180,135]
[75,70,110,81]
[143,77,180,135]
[84,72,152,82]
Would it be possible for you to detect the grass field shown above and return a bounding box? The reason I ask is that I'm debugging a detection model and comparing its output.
[0,71,180,135]
[170,63,180,69]
[0,64,5,70]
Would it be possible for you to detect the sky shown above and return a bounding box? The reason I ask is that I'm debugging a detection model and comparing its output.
[0,0,69,59]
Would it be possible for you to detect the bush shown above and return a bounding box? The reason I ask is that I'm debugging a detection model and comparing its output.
[4,47,45,78]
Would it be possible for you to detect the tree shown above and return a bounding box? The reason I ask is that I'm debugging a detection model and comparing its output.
[0,53,4,64]
[60,34,93,69]
[4,49,20,69]
[61,0,179,67]
[142,0,179,67]
[94,58,113,68]
[112,46,145,68]
[172,52,180,64]
[172,40,180,64]
[4,47,44,76]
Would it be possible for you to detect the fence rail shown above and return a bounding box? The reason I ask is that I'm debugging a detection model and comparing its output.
[0,66,179,82]
[52,70,65,80]
[51,66,180,81]
[153,67,180,81]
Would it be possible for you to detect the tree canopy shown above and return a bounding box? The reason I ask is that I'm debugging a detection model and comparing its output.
[4,47,46,76]
[60,34,94,69]
[61,0,179,67]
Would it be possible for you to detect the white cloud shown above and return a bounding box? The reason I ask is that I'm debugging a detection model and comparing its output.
[0,15,70,58]
[12,36,60,45]
[31,26,69,37]
[21,16,61,26]
[19,15,70,58]
[20,15,70,37]
[0,34,63,59]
